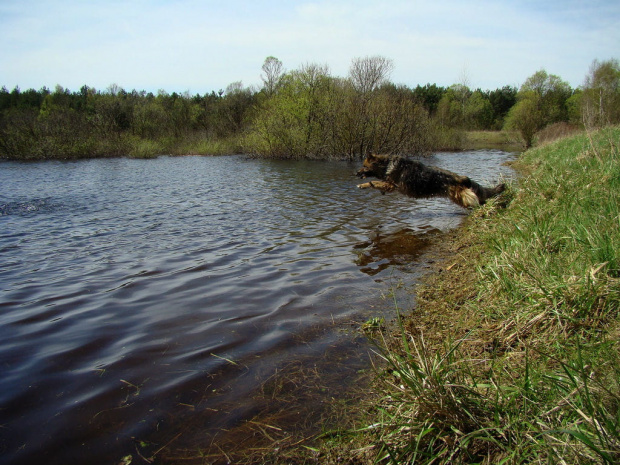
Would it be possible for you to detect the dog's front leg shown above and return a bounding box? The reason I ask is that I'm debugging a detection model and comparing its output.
[357,180,395,194]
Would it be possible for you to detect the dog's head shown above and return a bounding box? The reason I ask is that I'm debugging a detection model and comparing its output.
[356,153,390,179]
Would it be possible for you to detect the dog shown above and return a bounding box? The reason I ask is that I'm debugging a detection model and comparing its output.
[356,153,505,208]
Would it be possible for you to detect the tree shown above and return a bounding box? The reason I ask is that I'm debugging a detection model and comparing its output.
[436,84,471,128]
[349,55,394,94]
[412,83,446,114]
[581,58,620,127]
[260,56,284,96]
[505,69,572,147]
[219,81,256,136]
[464,90,493,130]
[520,69,572,124]
[504,92,542,148]
[247,64,338,158]
[369,84,432,156]
[344,56,396,156]
[437,91,462,128]
[488,86,517,128]
[246,60,433,159]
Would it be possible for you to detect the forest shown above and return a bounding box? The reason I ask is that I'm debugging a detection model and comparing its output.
[1,56,618,160]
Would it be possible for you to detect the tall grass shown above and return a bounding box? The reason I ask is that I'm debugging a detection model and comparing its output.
[367,127,620,464]
[124,134,244,158]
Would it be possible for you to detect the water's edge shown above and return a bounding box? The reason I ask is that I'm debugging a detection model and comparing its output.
[0,151,517,464]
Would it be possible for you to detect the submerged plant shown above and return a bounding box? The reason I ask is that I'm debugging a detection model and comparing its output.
[362,317,385,334]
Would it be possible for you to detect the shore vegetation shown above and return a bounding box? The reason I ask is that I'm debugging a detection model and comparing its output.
[2,57,617,160]
[344,125,620,464]
[2,56,619,464]
[186,126,620,465]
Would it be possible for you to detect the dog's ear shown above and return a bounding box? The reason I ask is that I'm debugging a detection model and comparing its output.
[366,153,376,161]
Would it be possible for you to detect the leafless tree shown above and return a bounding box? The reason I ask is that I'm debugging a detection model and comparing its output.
[261,56,284,96]
[349,55,394,94]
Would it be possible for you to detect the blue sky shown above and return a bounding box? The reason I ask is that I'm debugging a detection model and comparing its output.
[1,0,618,94]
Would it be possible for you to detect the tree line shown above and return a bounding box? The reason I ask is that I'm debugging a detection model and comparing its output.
[1,56,618,160]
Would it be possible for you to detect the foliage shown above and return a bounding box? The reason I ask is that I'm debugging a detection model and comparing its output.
[504,69,573,147]
[260,56,285,96]
[0,83,254,159]
[521,69,573,122]
[488,85,517,128]
[2,56,619,159]
[349,55,394,94]
[581,59,620,128]
[503,92,542,148]
[245,60,435,160]
[412,83,446,115]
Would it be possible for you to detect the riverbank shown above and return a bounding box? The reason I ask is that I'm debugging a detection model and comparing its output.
[0,126,521,160]
[462,130,523,151]
[148,129,619,464]
[272,126,619,465]
[353,126,620,464]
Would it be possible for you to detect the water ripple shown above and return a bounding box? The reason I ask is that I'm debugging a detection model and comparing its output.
[0,151,516,465]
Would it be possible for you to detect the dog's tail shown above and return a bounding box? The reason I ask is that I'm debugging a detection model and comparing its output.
[449,185,480,208]
[450,183,506,208]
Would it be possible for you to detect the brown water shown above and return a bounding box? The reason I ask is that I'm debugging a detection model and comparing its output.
[0,151,515,464]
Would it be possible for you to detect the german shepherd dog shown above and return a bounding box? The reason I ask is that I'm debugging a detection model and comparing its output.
[357,153,505,208]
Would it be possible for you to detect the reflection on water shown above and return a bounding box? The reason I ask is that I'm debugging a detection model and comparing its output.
[0,151,515,464]
[355,227,441,275]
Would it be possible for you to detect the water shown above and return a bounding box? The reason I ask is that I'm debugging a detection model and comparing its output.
[0,151,515,464]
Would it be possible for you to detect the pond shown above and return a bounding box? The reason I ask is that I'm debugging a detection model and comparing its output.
[0,150,516,464]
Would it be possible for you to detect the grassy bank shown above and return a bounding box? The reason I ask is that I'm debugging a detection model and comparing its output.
[355,126,620,464]
[205,127,618,465]
[198,127,618,464]
[463,130,523,151]
[124,134,244,158]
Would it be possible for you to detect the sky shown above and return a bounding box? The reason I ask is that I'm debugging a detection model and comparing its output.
[1,0,619,95]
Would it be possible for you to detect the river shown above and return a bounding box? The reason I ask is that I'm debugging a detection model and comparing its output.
[0,151,515,464]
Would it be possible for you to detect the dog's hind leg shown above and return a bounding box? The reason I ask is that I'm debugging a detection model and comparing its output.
[470,182,506,205]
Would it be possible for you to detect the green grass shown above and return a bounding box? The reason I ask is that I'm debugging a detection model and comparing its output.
[464,130,524,150]
[123,134,244,158]
[364,126,620,464]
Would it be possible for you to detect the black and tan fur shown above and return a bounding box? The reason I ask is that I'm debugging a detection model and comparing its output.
[357,153,505,208]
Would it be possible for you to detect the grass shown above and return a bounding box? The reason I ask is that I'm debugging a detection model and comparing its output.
[136,127,618,464]
[463,124,581,151]
[124,134,244,158]
[360,126,620,464]
[168,135,244,156]
[464,130,523,151]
